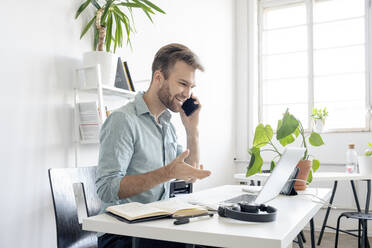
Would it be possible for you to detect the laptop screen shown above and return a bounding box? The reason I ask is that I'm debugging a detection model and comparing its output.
[254,147,305,204]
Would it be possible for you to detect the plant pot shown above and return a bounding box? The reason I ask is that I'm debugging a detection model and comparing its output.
[313,119,325,133]
[358,156,372,175]
[294,160,312,191]
[83,51,118,87]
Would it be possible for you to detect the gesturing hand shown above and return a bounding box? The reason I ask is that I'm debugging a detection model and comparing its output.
[166,149,211,181]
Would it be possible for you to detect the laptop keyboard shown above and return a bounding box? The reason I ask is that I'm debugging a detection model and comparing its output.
[224,194,257,204]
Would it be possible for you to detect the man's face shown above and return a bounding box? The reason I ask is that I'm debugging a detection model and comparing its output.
[157,61,196,112]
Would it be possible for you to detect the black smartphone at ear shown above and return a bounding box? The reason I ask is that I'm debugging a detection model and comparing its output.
[181,96,199,116]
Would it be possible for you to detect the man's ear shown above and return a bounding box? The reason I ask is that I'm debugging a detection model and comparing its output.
[153,70,164,86]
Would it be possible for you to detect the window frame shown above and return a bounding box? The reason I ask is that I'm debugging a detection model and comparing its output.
[257,0,372,132]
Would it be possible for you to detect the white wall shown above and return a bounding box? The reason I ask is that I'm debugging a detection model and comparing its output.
[0,0,235,247]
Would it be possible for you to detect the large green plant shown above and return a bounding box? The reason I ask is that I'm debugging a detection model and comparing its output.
[76,0,165,52]
[246,109,325,182]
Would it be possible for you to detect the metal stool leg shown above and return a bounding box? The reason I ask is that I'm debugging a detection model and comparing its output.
[318,181,338,245]
[297,234,304,248]
[310,218,315,248]
[335,214,344,248]
[300,231,306,243]
[358,219,361,248]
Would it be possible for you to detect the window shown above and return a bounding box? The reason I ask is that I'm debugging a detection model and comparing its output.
[258,0,371,131]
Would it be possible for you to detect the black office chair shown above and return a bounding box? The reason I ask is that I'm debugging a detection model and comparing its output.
[48,166,101,248]
[169,180,193,198]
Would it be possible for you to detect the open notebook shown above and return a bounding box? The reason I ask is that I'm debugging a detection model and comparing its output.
[106,199,207,223]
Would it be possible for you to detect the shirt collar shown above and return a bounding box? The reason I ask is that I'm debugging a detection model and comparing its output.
[135,92,172,123]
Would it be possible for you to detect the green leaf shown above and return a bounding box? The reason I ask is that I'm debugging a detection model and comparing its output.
[312,159,320,172]
[277,119,283,130]
[307,169,313,183]
[279,134,295,147]
[247,148,254,155]
[276,109,299,140]
[142,8,153,22]
[139,0,166,14]
[253,124,273,148]
[117,2,142,8]
[309,132,324,146]
[80,16,96,39]
[75,0,92,19]
[112,11,123,52]
[133,0,155,22]
[113,14,119,52]
[133,0,154,13]
[105,12,113,52]
[270,161,276,172]
[246,148,263,177]
[113,6,131,40]
[294,127,300,137]
[368,142,372,148]
[101,0,114,26]
[91,0,101,9]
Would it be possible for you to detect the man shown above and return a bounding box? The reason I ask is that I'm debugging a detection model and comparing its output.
[96,43,211,248]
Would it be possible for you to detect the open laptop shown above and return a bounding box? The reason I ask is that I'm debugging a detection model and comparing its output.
[224,147,305,205]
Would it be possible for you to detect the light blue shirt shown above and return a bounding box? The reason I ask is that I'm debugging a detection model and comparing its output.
[95,92,183,215]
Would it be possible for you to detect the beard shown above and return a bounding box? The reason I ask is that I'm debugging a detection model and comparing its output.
[157,80,182,112]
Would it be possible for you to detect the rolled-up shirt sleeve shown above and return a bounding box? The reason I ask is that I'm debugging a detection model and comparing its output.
[96,112,134,203]
[176,144,183,157]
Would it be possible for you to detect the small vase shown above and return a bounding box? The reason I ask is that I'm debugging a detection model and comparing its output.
[294,160,312,191]
[313,119,325,133]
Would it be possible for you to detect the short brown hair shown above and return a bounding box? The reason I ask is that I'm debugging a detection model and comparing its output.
[151,43,204,80]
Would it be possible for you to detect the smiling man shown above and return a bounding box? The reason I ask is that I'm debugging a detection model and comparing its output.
[96,43,211,248]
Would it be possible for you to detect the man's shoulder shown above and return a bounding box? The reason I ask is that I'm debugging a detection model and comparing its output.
[103,102,137,128]
[114,101,137,117]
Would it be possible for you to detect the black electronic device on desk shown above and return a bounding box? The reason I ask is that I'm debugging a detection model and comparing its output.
[169,180,193,198]
[280,167,299,196]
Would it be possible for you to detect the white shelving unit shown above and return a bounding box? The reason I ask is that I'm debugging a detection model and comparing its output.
[73,64,136,166]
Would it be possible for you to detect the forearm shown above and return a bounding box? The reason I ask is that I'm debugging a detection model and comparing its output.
[118,166,171,199]
[185,129,200,167]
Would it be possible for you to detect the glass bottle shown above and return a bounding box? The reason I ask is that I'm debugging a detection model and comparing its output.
[346,144,358,173]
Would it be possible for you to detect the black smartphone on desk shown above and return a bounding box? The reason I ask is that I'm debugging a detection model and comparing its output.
[181,96,199,116]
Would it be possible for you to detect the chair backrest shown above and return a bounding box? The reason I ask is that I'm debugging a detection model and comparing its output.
[48,166,101,248]
[169,180,193,198]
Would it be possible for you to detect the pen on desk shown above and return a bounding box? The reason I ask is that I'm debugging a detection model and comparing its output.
[173,212,214,225]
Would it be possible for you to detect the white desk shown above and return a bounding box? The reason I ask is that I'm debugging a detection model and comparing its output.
[235,172,372,246]
[83,185,330,248]
[234,172,372,183]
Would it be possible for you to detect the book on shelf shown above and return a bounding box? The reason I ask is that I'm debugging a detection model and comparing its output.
[106,199,207,223]
[78,101,101,142]
[114,57,131,91]
[123,61,135,92]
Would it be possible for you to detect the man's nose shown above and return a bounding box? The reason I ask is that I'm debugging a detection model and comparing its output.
[183,87,192,98]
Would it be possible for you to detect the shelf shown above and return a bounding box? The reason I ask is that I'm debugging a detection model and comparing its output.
[76,85,136,98]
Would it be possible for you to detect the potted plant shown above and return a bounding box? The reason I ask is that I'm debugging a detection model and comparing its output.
[358,143,372,175]
[246,109,325,190]
[75,0,165,86]
[311,107,328,133]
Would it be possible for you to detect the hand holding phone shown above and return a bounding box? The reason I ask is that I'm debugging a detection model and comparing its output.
[181,96,199,116]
